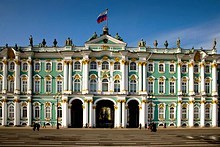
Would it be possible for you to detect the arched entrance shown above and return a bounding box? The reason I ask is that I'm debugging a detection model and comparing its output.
[96,100,114,128]
[127,100,139,128]
[71,99,83,128]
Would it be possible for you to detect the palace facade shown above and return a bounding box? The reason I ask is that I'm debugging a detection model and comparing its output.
[0,27,219,128]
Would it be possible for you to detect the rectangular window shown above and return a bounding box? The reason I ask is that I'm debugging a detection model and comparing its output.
[22,80,27,92]
[9,81,14,92]
[45,107,51,118]
[205,107,210,119]
[57,81,62,93]
[194,82,199,94]
[170,82,174,94]
[148,106,153,121]
[159,108,164,119]
[148,63,153,72]
[182,82,187,94]
[0,80,2,92]
[159,81,164,94]
[182,108,187,119]
[170,107,175,119]
[35,107,40,118]
[205,65,210,73]
[205,82,210,94]
[35,81,40,93]
[46,81,51,93]
[22,106,27,118]
[169,64,175,72]
[148,81,153,94]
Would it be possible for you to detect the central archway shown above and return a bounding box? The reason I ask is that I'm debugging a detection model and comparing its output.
[127,100,139,128]
[71,99,83,128]
[96,100,114,128]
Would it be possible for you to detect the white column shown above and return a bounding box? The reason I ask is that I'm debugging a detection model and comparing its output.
[89,100,93,127]
[117,100,121,127]
[212,98,218,127]
[27,98,32,126]
[212,61,217,96]
[83,60,89,94]
[200,61,205,95]
[27,59,32,94]
[83,100,88,127]
[140,101,146,127]
[114,105,118,128]
[68,61,72,93]
[110,62,114,94]
[188,60,194,95]
[177,97,182,127]
[145,103,149,126]
[14,58,20,94]
[188,97,194,127]
[14,98,20,126]
[200,97,205,127]
[125,62,128,93]
[142,62,146,93]
[2,97,7,126]
[177,60,182,95]
[121,100,125,128]
[63,61,68,93]
[68,104,71,126]
[97,62,101,93]
[62,97,68,128]
[138,62,142,93]
[93,105,96,127]
[2,58,7,93]
[121,60,125,94]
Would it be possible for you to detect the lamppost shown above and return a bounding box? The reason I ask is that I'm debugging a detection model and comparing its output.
[53,93,62,129]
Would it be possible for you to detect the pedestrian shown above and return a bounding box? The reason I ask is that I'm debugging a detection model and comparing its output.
[139,123,142,130]
[151,122,157,132]
[33,122,36,131]
[36,123,40,131]
[43,122,46,128]
[145,123,147,130]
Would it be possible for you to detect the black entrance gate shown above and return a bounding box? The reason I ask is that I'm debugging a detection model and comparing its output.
[71,99,83,128]
[96,100,114,128]
[128,100,139,128]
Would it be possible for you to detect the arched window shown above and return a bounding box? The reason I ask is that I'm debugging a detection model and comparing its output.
[205,79,211,94]
[205,65,210,73]
[102,61,109,70]
[158,106,164,120]
[194,81,199,94]
[181,64,187,73]
[57,63,62,71]
[57,80,62,93]
[0,62,3,71]
[130,62,136,70]
[8,105,14,118]
[169,64,174,72]
[22,79,27,92]
[194,64,199,73]
[182,81,187,94]
[34,106,40,118]
[74,79,81,92]
[45,106,51,119]
[58,106,62,118]
[158,64,164,72]
[0,79,3,92]
[114,62,120,70]
[148,63,153,72]
[74,61,81,70]
[102,79,109,92]
[35,62,40,71]
[169,81,175,94]
[0,106,2,118]
[34,79,40,93]
[9,80,14,92]
[90,79,97,92]
[46,79,52,93]
[90,61,97,70]
[129,79,136,93]
[9,62,15,71]
[114,80,120,92]
[148,104,154,121]
[169,107,175,119]
[46,63,51,71]
[22,63,28,71]
[205,105,210,120]
[194,107,199,119]
[159,80,164,94]
[22,106,27,118]
[182,107,187,119]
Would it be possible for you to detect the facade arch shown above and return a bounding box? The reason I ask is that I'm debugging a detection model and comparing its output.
[69,97,84,104]
[126,97,141,105]
[94,97,116,105]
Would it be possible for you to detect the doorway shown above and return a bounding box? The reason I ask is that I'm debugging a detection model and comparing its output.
[71,99,83,128]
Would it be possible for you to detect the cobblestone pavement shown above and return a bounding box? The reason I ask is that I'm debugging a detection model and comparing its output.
[0,127,220,146]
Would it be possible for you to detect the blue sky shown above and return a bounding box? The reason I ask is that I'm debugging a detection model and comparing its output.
[0,0,220,50]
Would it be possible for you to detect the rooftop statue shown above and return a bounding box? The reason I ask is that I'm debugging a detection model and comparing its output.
[15,44,18,51]
[29,35,33,47]
[65,37,73,46]
[53,39,58,47]
[213,38,217,49]
[164,40,168,49]
[88,32,98,41]
[5,43,8,48]
[138,39,146,47]
[42,39,46,47]
[115,33,123,41]
[177,38,181,48]
[153,40,158,48]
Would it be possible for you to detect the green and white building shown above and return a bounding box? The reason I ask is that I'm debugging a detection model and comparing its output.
[0,27,219,128]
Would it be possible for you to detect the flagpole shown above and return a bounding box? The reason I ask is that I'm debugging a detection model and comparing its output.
[106,8,108,27]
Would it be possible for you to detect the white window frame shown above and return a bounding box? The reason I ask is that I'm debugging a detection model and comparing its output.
[148,63,154,73]
[21,105,27,118]
[90,61,97,70]
[147,103,155,121]
[205,79,211,94]
[8,104,14,119]
[34,79,40,93]
[8,80,14,93]
[22,62,28,71]
[169,106,175,120]
[89,79,97,92]
[205,104,211,120]
[57,62,62,71]
[158,78,165,94]
[205,65,210,73]
[169,63,175,73]
[73,79,81,92]
[194,81,199,95]
[193,106,200,120]
[74,61,81,70]
[102,61,109,70]
[44,105,52,119]
[158,104,165,120]
[57,106,62,118]
[158,63,165,73]
[45,62,52,72]
[33,103,41,119]
[181,64,187,73]
[169,81,175,94]
[130,62,136,71]
[102,79,109,92]
[181,104,188,120]
[56,80,63,93]
[114,80,120,92]
[148,81,154,94]
[21,79,28,93]
[129,79,137,93]
[34,62,41,71]
[114,62,120,70]
[194,64,199,73]
[45,78,52,93]
[9,62,15,71]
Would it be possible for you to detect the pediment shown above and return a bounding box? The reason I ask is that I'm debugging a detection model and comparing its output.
[85,35,126,46]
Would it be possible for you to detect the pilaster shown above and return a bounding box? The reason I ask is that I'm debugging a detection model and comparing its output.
[27,58,32,94]
[121,100,126,127]
[68,61,72,93]
[200,60,205,95]
[14,96,20,126]
[27,97,32,126]
[2,58,7,93]
[62,96,69,128]
[212,97,218,127]
[200,97,205,127]
[177,59,182,95]
[211,61,217,96]
[188,60,194,95]
[89,99,93,127]
[177,97,182,127]
[188,97,194,127]
[14,57,20,94]
[63,60,68,93]
[2,96,7,126]
[138,62,142,94]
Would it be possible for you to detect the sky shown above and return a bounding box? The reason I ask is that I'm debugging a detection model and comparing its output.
[0,0,220,51]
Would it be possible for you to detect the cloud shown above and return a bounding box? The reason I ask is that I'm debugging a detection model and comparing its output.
[143,18,220,51]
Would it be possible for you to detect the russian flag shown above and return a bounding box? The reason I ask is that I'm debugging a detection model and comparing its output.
[97,10,108,24]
